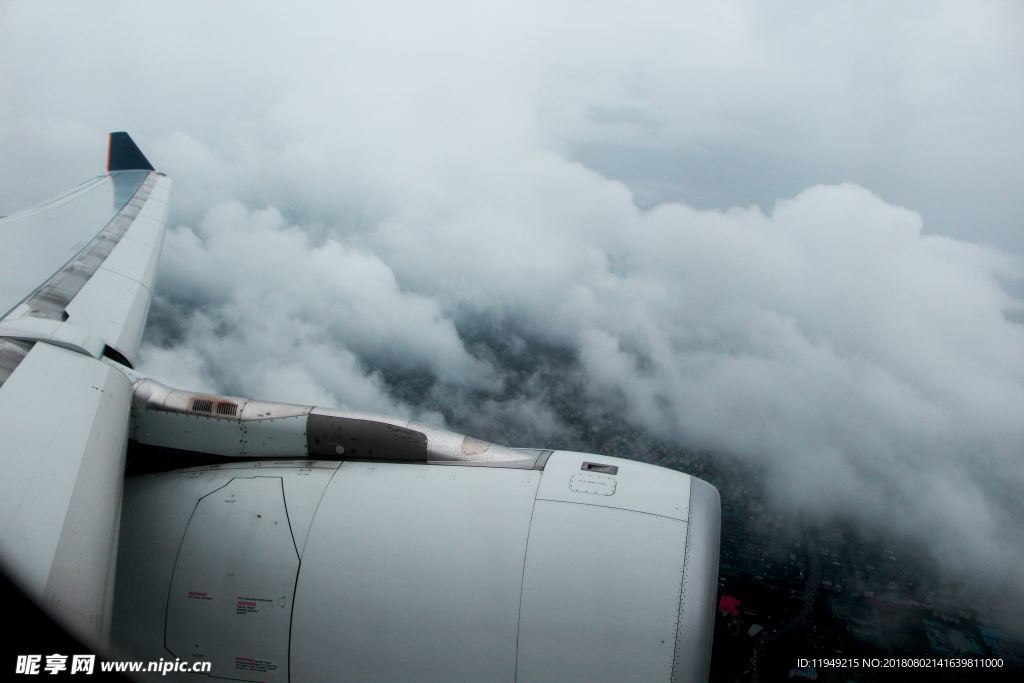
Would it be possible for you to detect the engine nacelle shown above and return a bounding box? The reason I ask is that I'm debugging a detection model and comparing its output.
[112,451,720,682]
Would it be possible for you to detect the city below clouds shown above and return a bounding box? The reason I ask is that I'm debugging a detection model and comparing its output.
[2,0,1023,624]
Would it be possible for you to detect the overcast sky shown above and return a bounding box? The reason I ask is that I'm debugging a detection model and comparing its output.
[2,1,1023,618]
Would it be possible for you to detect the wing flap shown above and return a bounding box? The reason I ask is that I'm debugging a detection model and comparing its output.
[64,268,154,364]
[59,172,171,365]
[96,236,161,291]
[0,343,131,647]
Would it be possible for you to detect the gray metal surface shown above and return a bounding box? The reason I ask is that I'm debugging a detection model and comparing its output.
[0,172,144,319]
[61,174,171,365]
[19,173,153,322]
[0,338,33,386]
[537,449,692,521]
[113,457,720,682]
[291,463,540,683]
[111,463,339,671]
[0,318,105,358]
[0,343,131,647]
[517,500,689,683]
[672,477,721,683]
[165,477,298,682]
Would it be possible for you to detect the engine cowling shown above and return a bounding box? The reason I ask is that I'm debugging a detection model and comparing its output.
[112,450,719,682]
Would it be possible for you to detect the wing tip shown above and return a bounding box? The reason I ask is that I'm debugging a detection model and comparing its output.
[107,132,155,172]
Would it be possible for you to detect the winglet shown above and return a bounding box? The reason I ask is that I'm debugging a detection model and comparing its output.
[107,132,155,172]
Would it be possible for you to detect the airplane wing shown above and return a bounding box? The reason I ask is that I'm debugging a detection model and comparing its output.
[0,133,171,647]
[1,134,720,682]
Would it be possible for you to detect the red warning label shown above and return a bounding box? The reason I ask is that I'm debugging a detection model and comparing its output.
[236,596,273,615]
[235,656,278,673]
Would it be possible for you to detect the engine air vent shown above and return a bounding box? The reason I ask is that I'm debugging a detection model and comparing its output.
[216,401,239,417]
[191,398,214,413]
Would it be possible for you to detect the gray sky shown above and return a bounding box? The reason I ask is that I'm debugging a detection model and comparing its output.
[2,1,1023,617]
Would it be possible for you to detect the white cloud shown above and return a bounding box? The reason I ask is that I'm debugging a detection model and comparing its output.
[151,201,495,409]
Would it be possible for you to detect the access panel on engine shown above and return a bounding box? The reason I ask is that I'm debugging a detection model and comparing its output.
[165,477,299,682]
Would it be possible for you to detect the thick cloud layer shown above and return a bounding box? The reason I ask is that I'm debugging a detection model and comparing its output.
[152,171,1024,603]
[2,1,1022,619]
